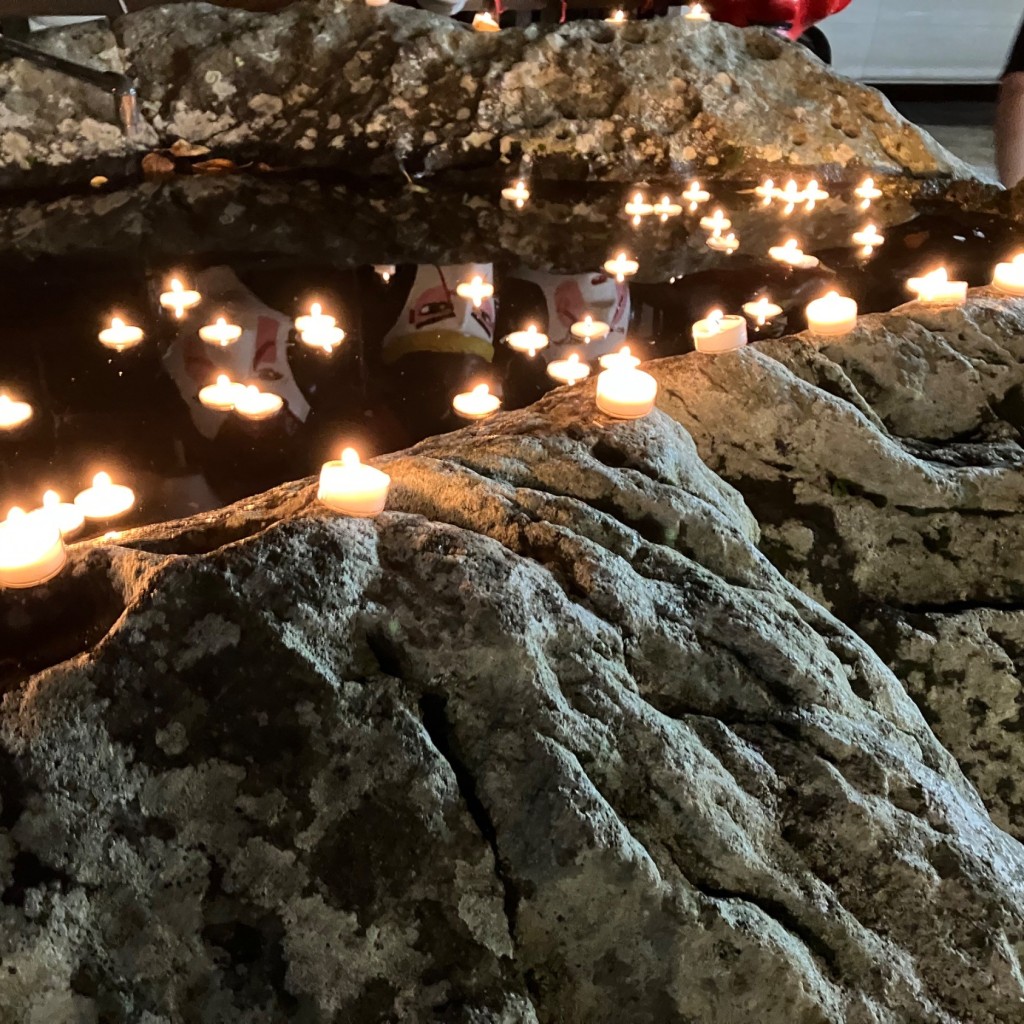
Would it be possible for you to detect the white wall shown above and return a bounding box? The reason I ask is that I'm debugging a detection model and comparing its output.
[828,0,1021,83]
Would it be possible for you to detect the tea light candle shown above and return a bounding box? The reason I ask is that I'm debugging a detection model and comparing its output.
[0,393,32,431]
[603,252,639,282]
[159,278,201,317]
[501,179,530,208]
[806,291,858,335]
[993,254,1024,296]
[234,385,284,421]
[700,209,731,233]
[685,2,711,19]
[624,191,653,220]
[802,179,829,206]
[653,196,683,220]
[852,224,885,256]
[98,316,143,352]
[295,302,336,334]
[506,324,549,355]
[472,11,500,30]
[854,177,882,204]
[452,383,501,421]
[742,296,783,326]
[374,264,397,283]
[778,179,802,213]
[74,472,135,520]
[706,231,739,254]
[598,345,641,369]
[455,275,494,308]
[906,268,967,306]
[595,365,658,419]
[682,180,710,207]
[300,325,346,352]
[547,353,591,385]
[0,508,66,588]
[318,448,390,517]
[605,9,626,22]
[365,0,390,7]
[570,315,610,342]
[754,178,776,202]
[692,310,748,353]
[198,374,246,412]
[769,239,820,270]
[37,490,84,538]
[198,317,242,347]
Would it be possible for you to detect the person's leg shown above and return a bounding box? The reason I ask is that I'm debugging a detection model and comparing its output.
[997,19,1024,187]
[798,25,832,65]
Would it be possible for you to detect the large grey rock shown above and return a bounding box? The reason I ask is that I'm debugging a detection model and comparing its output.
[3,364,1024,1022]
[653,290,1024,847]
[0,0,976,191]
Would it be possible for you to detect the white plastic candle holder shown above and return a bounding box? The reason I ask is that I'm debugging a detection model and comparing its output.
[547,353,591,385]
[452,384,502,421]
[234,386,284,421]
[506,325,549,355]
[993,254,1024,296]
[806,291,858,335]
[74,472,135,521]
[0,393,32,431]
[318,448,390,517]
[906,268,967,306]
[199,317,243,347]
[99,317,144,352]
[692,311,748,353]
[0,508,66,588]
[595,366,658,419]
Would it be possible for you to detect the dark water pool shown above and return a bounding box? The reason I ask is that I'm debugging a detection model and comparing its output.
[0,173,1017,536]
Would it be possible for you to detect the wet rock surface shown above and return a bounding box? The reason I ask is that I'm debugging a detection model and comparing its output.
[5,328,1024,1021]
[0,0,975,192]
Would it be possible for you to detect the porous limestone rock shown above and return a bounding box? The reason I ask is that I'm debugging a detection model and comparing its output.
[0,0,976,191]
[3,358,1024,1021]
[654,290,1024,846]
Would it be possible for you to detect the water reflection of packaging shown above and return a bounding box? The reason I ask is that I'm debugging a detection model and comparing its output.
[509,269,631,359]
[162,265,312,439]
[381,263,496,365]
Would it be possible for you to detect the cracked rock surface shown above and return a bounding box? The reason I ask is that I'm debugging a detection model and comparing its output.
[656,290,1024,849]
[0,0,974,191]
[4,338,1024,1021]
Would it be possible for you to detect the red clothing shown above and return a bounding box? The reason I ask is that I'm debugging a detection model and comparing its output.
[709,0,853,38]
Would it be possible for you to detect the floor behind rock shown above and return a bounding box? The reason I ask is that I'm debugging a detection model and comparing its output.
[891,98,998,180]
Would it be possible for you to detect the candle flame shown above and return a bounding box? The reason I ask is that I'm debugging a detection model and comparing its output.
[216,374,231,387]
[216,317,227,328]
[472,383,490,396]
[43,490,60,507]
[1013,253,1024,266]
[311,303,322,317]
[6,507,26,523]
[341,447,360,467]
[94,472,112,488]
[112,317,125,329]
[568,354,580,364]
[621,346,631,356]
[708,309,723,323]
[0,394,9,405]
[170,278,183,293]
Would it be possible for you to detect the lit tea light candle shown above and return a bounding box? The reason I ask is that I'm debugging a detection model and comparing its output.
[452,383,502,421]
[605,8,626,22]
[854,177,882,204]
[0,393,32,431]
[754,178,775,203]
[98,316,143,352]
[706,231,739,254]
[198,316,243,347]
[742,296,783,326]
[595,365,658,420]
[700,209,731,233]
[365,0,390,6]
[37,489,84,538]
[769,238,820,269]
[682,180,710,207]
[455,275,494,308]
[295,302,336,334]
[472,11,500,30]
[570,314,610,342]
[598,345,641,369]
[300,324,346,352]
[603,251,639,282]
[806,291,858,335]
[374,264,397,283]
[684,1,711,19]
[0,507,66,589]
[653,195,683,220]
[692,310,748,353]
[198,374,246,412]
[624,191,654,220]
[234,385,284,421]
[505,324,550,355]
[501,179,530,208]
[802,179,829,206]
[74,472,135,521]
[852,224,885,256]
[906,267,967,306]
[993,253,1024,296]
[778,179,802,212]
[159,278,201,318]
[547,353,591,385]
[318,447,390,517]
